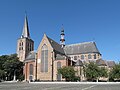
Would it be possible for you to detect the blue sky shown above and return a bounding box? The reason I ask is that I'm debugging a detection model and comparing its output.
[0,0,120,62]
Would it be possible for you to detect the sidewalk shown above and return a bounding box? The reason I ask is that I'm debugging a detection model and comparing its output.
[30,82,120,84]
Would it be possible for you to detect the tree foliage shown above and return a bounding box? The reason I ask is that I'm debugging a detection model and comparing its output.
[109,64,120,80]
[99,67,108,78]
[85,62,108,81]
[58,66,77,81]
[85,62,99,81]
[0,54,24,81]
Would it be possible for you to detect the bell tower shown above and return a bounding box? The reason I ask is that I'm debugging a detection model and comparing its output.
[60,26,65,48]
[17,15,34,62]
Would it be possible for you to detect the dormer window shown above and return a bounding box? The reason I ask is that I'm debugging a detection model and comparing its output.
[81,55,84,60]
[94,54,97,59]
[74,56,77,60]
[88,54,92,59]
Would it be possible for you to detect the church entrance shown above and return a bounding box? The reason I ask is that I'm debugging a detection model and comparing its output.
[29,75,33,81]
[29,64,33,81]
[57,74,62,81]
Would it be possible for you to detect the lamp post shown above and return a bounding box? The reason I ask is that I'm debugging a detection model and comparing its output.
[5,72,7,81]
[13,70,16,81]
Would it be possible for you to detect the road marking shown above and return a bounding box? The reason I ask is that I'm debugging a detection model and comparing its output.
[82,85,97,90]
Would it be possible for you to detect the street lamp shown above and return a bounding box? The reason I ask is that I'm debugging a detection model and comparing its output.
[13,70,16,81]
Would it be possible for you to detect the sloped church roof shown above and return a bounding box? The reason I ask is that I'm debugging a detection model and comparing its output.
[25,36,100,61]
[46,36,65,54]
[64,42,100,55]
[25,51,36,61]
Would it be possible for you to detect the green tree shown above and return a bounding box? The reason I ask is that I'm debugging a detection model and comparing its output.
[109,64,120,81]
[0,54,24,81]
[0,69,5,80]
[85,62,100,81]
[58,66,77,81]
[99,67,108,78]
[85,62,108,82]
[0,55,9,70]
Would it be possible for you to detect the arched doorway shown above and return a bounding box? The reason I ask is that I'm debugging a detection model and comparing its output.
[57,62,62,81]
[29,64,33,81]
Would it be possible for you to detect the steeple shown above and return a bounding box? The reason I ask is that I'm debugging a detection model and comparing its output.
[60,25,65,48]
[21,15,30,39]
[17,14,34,62]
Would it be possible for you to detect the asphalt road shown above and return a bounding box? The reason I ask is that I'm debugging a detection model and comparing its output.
[0,82,120,90]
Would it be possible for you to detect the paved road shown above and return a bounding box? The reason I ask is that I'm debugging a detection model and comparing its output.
[0,82,120,90]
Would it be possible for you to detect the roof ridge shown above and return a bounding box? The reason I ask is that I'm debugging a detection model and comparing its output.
[46,35,61,46]
[66,41,94,46]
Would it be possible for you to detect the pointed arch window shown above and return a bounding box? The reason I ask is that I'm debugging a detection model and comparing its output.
[88,54,92,59]
[81,55,84,60]
[41,44,48,72]
[57,62,61,69]
[94,54,97,59]
[29,64,33,75]
[57,62,62,81]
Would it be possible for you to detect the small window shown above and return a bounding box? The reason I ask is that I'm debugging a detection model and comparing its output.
[94,54,97,59]
[22,42,23,46]
[88,54,92,59]
[19,43,21,46]
[19,47,21,50]
[21,47,23,50]
[81,55,84,60]
[74,56,77,60]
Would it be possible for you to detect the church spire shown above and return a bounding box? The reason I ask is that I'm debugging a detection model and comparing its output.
[60,25,65,48]
[21,15,30,39]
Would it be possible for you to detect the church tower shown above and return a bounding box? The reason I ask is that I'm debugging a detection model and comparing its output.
[17,15,34,62]
[60,26,65,48]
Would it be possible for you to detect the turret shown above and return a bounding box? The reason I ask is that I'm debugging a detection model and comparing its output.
[60,26,65,48]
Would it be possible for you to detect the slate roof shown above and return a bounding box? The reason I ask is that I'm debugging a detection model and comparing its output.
[25,51,35,61]
[96,59,115,68]
[64,42,100,55]
[47,36,65,54]
[56,54,66,60]
[96,59,107,66]
[106,61,115,68]
[75,60,83,66]
[21,15,30,39]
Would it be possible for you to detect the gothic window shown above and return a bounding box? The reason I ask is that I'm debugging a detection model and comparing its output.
[41,44,48,72]
[88,54,92,59]
[30,44,31,51]
[94,54,97,59]
[29,64,33,75]
[21,47,23,50]
[22,42,23,46]
[57,62,61,81]
[19,43,21,46]
[74,56,77,60]
[57,62,61,69]
[81,55,84,60]
[19,47,21,50]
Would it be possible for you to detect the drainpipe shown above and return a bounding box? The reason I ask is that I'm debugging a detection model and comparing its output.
[51,51,54,81]
[35,53,37,81]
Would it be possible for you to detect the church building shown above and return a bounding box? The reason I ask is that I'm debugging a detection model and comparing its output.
[17,16,107,81]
